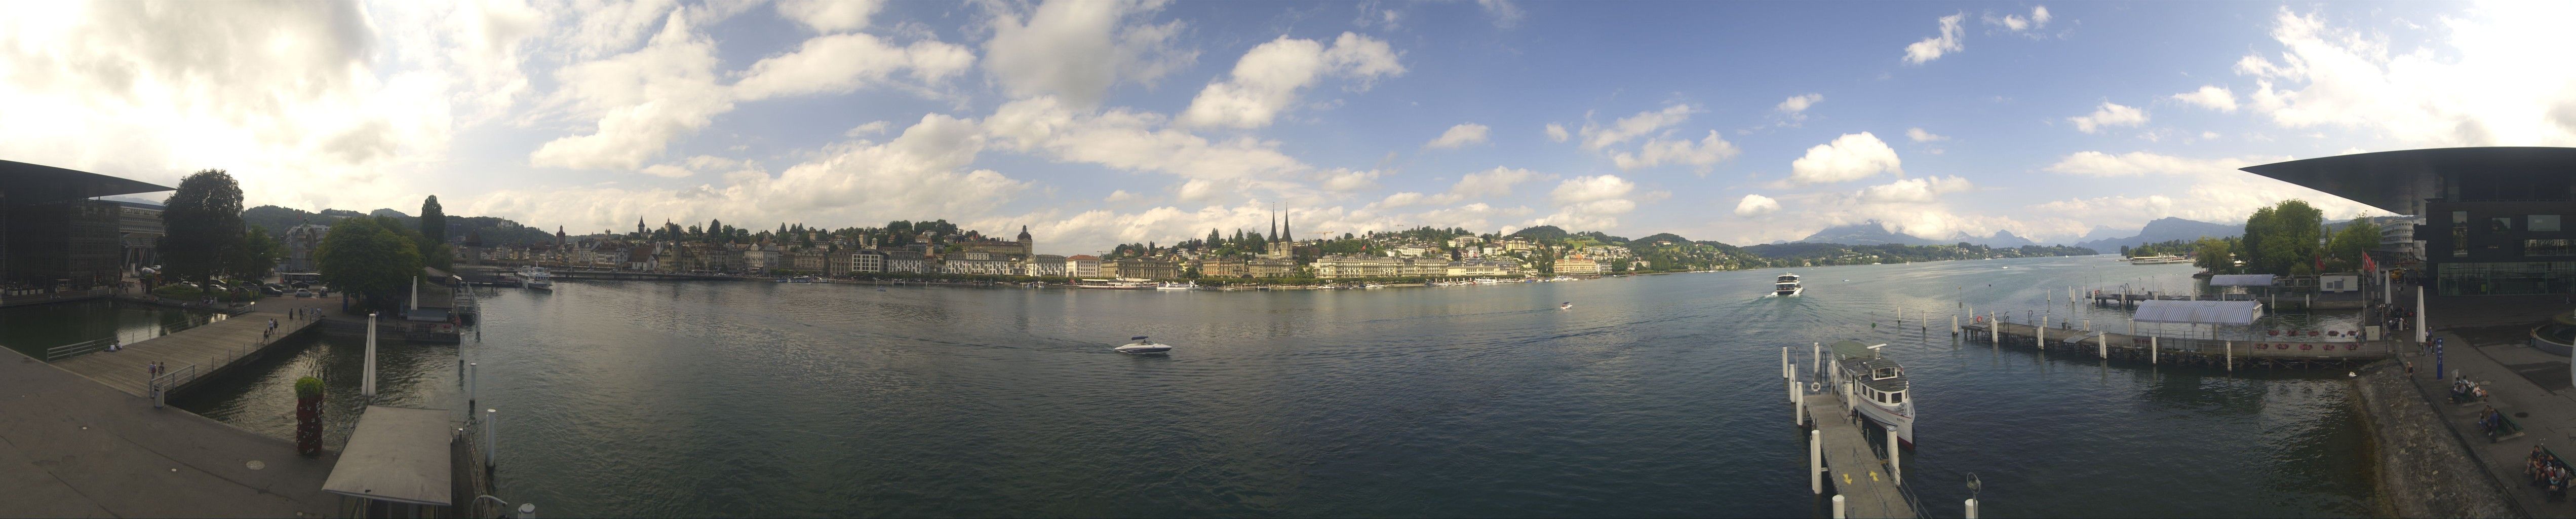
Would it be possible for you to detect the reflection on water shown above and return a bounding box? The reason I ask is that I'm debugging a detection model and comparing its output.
[184,256,2376,517]
[0,300,216,358]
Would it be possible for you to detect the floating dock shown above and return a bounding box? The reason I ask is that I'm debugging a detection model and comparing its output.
[1960,320,2391,369]
[1802,391,1917,518]
[49,299,328,397]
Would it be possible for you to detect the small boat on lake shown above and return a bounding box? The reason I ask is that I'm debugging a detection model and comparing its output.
[514,266,554,290]
[1827,340,1915,447]
[1559,302,1573,310]
[1114,336,1173,354]
[1155,282,1201,291]
[1772,273,1803,296]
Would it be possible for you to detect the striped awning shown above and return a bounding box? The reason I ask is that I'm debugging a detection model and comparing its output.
[2133,300,2264,325]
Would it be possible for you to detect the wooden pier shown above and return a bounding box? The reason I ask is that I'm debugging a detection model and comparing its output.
[1960,320,2391,370]
[1802,391,1917,518]
[50,298,329,397]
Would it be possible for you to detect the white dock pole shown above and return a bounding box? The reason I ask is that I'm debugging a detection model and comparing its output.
[2099,335,2108,359]
[467,362,478,406]
[1965,498,1979,518]
[2083,317,2090,332]
[2151,336,2159,364]
[1795,389,1806,426]
[483,408,498,468]
[1813,342,1821,378]
[1831,495,1847,518]
[1952,315,1959,335]
[362,313,378,398]
[2225,341,2233,372]
[517,503,537,519]
[1810,429,1824,494]
[2038,316,2046,349]
[1781,347,1790,380]
[1886,425,1901,486]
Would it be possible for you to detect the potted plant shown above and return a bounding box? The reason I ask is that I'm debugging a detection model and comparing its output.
[294,377,324,457]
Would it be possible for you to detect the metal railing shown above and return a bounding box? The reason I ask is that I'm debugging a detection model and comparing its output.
[43,337,121,361]
[147,363,198,407]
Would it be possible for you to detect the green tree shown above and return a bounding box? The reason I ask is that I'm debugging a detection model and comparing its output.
[2241,199,2324,275]
[161,169,246,285]
[2191,237,2233,274]
[316,215,424,311]
[227,224,285,281]
[417,196,446,244]
[2322,215,2381,272]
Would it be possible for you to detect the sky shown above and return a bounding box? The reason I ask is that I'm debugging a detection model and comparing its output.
[5,1,2573,255]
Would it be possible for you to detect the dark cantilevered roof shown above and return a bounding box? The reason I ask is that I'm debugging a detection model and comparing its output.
[0,159,173,204]
[2238,146,2576,215]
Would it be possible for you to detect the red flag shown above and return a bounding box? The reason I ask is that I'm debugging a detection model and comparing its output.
[2362,252,2377,274]
[2315,253,2326,273]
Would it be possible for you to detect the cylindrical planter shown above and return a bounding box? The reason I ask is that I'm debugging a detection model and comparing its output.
[294,377,324,457]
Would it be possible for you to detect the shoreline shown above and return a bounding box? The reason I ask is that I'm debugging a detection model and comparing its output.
[2348,359,2519,517]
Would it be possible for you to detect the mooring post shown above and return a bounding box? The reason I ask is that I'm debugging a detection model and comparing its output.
[1966,498,1979,518]
[483,408,498,469]
[467,362,479,407]
[2098,334,2107,359]
[1831,495,1847,518]
[1952,315,1959,335]
[1886,425,1901,486]
[363,312,378,398]
[2038,316,2046,349]
[2225,341,2233,372]
[2151,336,2159,364]
[1810,429,1823,494]
[1796,389,1806,426]
[517,503,537,519]
[1812,342,1821,378]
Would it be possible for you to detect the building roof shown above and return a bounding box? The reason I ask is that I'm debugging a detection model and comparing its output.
[2209,274,2277,286]
[2238,146,2576,214]
[2132,300,2265,325]
[1827,340,1884,361]
[0,159,174,203]
[321,406,453,507]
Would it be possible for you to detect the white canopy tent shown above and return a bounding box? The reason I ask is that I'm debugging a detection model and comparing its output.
[2132,300,2264,325]
[2208,274,2276,287]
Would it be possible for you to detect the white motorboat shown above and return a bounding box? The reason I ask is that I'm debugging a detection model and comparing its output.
[1075,279,1155,289]
[2128,255,2192,265]
[514,266,555,289]
[1559,302,1573,310]
[1773,273,1803,296]
[1827,340,1915,447]
[1155,282,1201,291]
[1114,336,1173,354]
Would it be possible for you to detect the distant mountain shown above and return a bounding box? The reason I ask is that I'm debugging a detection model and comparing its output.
[2074,225,2139,245]
[2073,217,2244,251]
[1796,221,1947,246]
[1949,230,2036,248]
[1507,225,1569,242]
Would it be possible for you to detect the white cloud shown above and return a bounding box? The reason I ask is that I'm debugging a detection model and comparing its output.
[1579,103,1696,150]
[1528,175,1640,231]
[1612,131,1740,173]
[1318,168,1383,192]
[1776,93,1824,119]
[2228,6,2576,146]
[1450,167,1540,198]
[2170,86,2238,113]
[640,164,692,178]
[1476,0,1525,29]
[1733,194,1781,216]
[1105,190,1141,203]
[2042,151,2286,177]
[1857,175,1974,204]
[1544,123,1570,142]
[2066,101,2148,133]
[528,12,731,170]
[1178,32,1404,128]
[1425,123,1491,149]
[1984,6,2051,33]
[1903,13,1965,64]
[1905,127,1948,142]
[1551,174,1634,204]
[981,0,1195,108]
[987,96,1307,181]
[1786,132,1903,184]
[733,32,974,100]
[774,0,882,33]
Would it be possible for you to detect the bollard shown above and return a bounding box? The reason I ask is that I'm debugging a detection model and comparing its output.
[1965,498,1979,518]
[1789,378,1799,406]
[2225,341,2233,372]
[518,503,537,519]
[362,313,378,398]
[2151,336,2159,364]
[1810,430,1823,494]
[2098,335,2107,359]
[1952,315,1959,335]
[1812,342,1821,378]
[1886,425,1900,486]
[467,362,479,407]
[2083,317,2090,332]
[1795,389,1806,426]
[1832,494,1847,518]
[2038,317,2046,349]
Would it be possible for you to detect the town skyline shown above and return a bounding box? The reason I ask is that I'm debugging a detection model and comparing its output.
[11,1,2566,254]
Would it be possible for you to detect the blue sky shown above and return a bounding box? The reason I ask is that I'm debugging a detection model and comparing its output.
[5,1,2567,254]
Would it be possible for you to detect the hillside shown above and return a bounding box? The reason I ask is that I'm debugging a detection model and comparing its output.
[2073,217,2243,251]
[1796,221,1947,246]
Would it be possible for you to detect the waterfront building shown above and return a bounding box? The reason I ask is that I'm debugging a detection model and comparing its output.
[1502,238,1536,252]
[942,252,1016,275]
[850,250,885,273]
[744,246,779,272]
[884,250,933,274]
[2242,147,2576,295]
[1066,254,1101,277]
[0,160,169,304]
[1449,235,1483,248]
[1247,257,1296,277]
[1025,254,1067,277]
[1446,258,1518,277]
[2380,216,2423,260]
[792,249,827,272]
[282,223,330,272]
[1197,255,1246,278]
[1556,256,1604,276]
[826,250,853,276]
[1106,257,1179,279]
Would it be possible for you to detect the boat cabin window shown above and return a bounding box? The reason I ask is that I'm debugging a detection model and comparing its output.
[1889,391,1903,404]
[1873,367,1898,380]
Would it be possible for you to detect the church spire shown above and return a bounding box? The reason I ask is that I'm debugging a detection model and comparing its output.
[1282,208,1293,243]
[1269,205,1279,242]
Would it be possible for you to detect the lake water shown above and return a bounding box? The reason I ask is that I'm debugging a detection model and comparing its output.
[0,300,215,359]
[171,255,2378,517]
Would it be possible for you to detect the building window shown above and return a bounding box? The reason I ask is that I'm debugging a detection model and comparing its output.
[2492,217,2515,233]
[2530,240,2575,257]
[2535,215,2563,233]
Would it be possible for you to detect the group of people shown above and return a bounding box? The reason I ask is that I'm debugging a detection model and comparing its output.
[2453,376,2490,404]
[2531,447,2570,500]
[2477,404,2511,440]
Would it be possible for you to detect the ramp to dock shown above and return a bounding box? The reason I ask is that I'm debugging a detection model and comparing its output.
[51,299,326,396]
[1805,393,1915,518]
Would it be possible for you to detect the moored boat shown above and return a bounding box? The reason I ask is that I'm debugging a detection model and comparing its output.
[1827,340,1915,447]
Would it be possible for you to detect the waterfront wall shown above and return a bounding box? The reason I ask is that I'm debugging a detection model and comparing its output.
[2348,360,2518,518]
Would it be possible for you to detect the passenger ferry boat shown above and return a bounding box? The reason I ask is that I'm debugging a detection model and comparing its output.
[1772,273,1803,296]
[1154,282,1201,291]
[1073,279,1155,289]
[514,266,554,290]
[2127,255,2192,265]
[1827,340,1915,447]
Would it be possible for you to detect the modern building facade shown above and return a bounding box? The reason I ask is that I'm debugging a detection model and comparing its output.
[2242,147,2576,296]
[282,224,330,272]
[1,160,172,306]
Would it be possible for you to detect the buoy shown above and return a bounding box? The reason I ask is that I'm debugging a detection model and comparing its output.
[2269,330,2279,336]
[2301,344,2313,350]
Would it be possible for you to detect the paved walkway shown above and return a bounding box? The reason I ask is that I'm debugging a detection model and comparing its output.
[52,298,332,397]
[0,346,342,517]
[2398,284,2576,516]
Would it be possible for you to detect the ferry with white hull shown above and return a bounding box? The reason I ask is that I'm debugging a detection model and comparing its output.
[1827,340,1915,447]
[1772,273,1803,296]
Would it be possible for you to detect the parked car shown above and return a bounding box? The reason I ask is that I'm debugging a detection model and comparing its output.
[259,285,285,295]
[293,289,313,298]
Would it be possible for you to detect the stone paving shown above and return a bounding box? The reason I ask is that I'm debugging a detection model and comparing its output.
[2399,285,2576,517]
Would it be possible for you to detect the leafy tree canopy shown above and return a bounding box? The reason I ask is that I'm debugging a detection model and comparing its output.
[316,215,424,310]
[162,169,245,284]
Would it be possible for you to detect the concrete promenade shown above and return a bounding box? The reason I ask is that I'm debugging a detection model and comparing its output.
[51,297,332,397]
[1,344,342,517]
[2395,284,2576,517]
